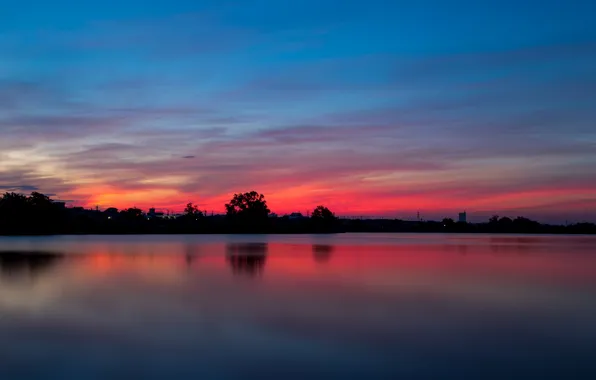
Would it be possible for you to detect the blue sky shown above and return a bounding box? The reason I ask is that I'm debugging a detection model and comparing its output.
[1,0,596,222]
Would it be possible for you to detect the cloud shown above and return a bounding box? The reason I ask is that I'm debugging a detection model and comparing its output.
[17,93,593,217]
[0,185,39,192]
[0,78,70,118]
[250,124,401,145]
[1,114,127,138]
[220,40,596,117]
[0,168,76,199]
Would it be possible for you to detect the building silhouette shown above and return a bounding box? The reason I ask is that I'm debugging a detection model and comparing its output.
[459,212,467,223]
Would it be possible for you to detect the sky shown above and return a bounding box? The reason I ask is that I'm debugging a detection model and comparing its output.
[1,0,596,222]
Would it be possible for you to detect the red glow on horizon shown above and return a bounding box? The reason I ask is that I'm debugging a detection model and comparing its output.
[61,181,596,221]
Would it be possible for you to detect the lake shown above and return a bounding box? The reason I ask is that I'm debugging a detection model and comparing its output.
[1,234,595,379]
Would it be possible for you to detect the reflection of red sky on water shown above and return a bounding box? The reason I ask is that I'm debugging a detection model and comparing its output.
[73,254,221,275]
[268,245,596,287]
[64,243,596,288]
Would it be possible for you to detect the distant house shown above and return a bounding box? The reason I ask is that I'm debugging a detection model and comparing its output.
[148,208,165,219]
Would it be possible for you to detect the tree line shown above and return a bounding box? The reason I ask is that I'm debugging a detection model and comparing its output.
[0,191,594,235]
[0,191,339,235]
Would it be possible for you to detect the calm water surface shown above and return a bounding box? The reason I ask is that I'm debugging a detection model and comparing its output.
[1,234,595,379]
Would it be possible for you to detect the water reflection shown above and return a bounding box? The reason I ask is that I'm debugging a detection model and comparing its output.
[0,235,594,379]
[0,251,63,277]
[312,244,334,263]
[226,243,268,276]
[489,243,533,255]
[185,254,195,267]
[184,242,201,268]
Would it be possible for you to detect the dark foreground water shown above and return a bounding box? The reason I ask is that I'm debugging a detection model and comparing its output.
[0,234,595,379]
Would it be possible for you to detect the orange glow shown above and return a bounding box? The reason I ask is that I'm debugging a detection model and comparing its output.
[62,178,596,220]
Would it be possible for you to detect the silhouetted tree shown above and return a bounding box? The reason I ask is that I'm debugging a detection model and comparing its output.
[488,216,514,233]
[499,216,513,224]
[28,192,52,208]
[311,205,335,220]
[310,205,338,233]
[120,207,144,219]
[568,222,596,234]
[0,193,29,233]
[0,192,28,208]
[184,202,203,218]
[512,216,541,232]
[225,191,270,220]
[443,218,455,226]
[489,215,499,224]
[0,192,65,234]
